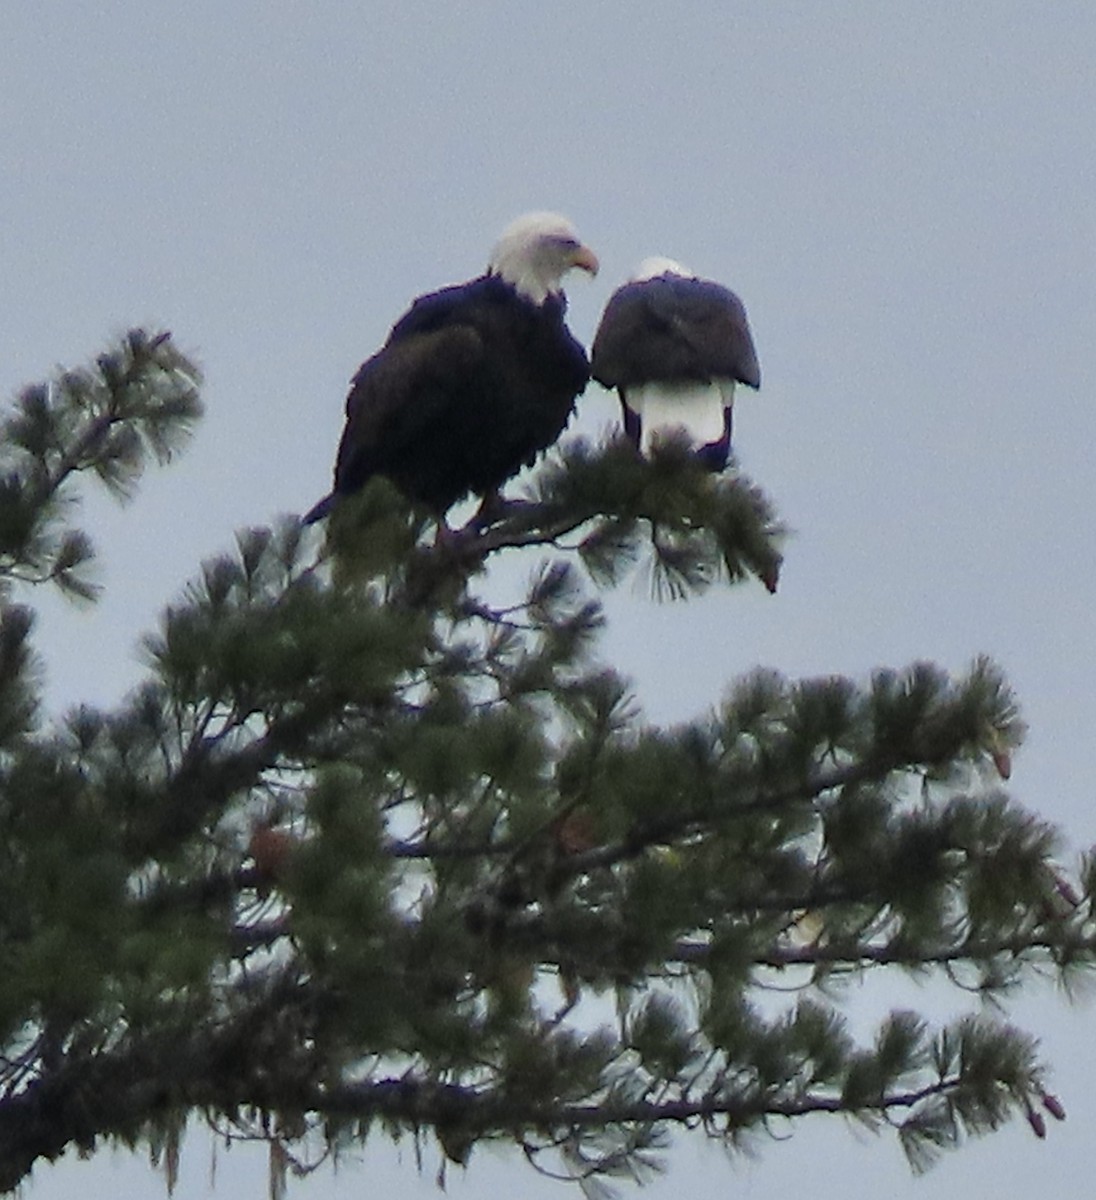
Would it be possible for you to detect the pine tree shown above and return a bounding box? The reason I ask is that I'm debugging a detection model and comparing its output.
[0,332,1089,1195]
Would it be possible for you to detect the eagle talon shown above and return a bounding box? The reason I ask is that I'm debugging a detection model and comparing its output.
[468,492,530,532]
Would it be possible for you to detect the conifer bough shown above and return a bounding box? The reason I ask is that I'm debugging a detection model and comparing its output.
[0,333,1088,1196]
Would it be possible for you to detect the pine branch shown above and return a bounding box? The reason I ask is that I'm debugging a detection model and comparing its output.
[553,759,898,880]
[0,335,1076,1195]
[0,330,202,601]
[125,689,355,857]
[671,931,1096,971]
[0,995,1029,1195]
[357,438,784,610]
[469,509,599,559]
[0,967,319,1193]
[314,1071,960,1128]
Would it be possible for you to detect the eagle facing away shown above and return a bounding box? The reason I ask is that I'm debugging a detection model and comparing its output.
[591,257,759,470]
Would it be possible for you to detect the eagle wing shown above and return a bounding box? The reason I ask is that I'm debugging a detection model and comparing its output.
[593,277,760,390]
[332,324,485,498]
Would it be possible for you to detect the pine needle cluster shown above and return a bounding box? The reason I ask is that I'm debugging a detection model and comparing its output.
[0,334,1088,1196]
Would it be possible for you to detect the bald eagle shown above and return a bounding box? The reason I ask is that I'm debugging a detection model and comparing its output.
[591,258,759,470]
[304,212,598,524]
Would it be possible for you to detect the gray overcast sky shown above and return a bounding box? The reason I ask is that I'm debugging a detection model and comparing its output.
[4,3,1096,1197]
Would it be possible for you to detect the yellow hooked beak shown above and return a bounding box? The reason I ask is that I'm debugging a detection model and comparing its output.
[571,244,600,276]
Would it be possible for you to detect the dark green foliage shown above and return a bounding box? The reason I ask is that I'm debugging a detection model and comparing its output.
[524,435,784,597]
[0,334,1088,1197]
[0,330,201,600]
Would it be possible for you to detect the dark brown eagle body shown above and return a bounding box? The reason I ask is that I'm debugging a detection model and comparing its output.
[591,260,759,471]
[304,212,597,524]
[329,276,588,514]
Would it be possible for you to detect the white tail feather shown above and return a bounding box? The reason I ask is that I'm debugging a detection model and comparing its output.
[627,380,734,453]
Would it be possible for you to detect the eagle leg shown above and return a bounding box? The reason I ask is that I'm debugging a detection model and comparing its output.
[468,488,522,532]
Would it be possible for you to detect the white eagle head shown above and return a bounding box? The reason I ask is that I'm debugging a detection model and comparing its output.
[631,256,694,282]
[489,212,599,304]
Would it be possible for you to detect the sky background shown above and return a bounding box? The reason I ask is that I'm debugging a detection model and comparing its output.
[4,2,1096,1197]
